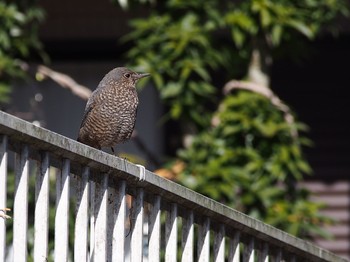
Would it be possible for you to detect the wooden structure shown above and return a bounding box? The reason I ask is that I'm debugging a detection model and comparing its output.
[0,110,347,261]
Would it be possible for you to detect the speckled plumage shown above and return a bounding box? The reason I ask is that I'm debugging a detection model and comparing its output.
[77,67,149,150]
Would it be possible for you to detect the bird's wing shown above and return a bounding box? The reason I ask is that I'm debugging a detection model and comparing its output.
[79,101,94,129]
[79,84,107,129]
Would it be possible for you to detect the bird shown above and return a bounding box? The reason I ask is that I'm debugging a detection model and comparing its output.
[77,67,150,152]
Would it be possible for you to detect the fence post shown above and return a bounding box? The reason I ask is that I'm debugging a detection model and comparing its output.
[74,166,90,261]
[13,145,29,262]
[111,179,127,262]
[214,225,225,262]
[198,217,210,262]
[182,210,194,262]
[94,174,109,261]
[130,188,144,262]
[228,231,240,262]
[165,203,178,262]
[0,136,8,261]
[34,151,50,261]
[55,158,70,261]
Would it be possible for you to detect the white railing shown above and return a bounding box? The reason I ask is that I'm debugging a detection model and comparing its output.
[0,110,347,262]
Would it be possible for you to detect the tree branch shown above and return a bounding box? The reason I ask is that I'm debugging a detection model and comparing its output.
[36,65,92,100]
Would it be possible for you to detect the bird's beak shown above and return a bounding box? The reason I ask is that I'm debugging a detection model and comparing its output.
[135,72,150,80]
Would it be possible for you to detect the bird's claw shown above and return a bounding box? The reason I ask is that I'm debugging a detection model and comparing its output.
[136,164,146,182]
[0,208,11,220]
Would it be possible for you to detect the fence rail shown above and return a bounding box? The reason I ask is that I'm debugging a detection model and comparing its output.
[0,110,346,262]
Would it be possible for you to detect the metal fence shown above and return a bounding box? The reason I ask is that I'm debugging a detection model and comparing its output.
[0,110,346,262]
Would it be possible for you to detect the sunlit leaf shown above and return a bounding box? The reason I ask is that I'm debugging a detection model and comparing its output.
[287,20,314,38]
[261,8,271,27]
[271,24,283,45]
[161,82,183,99]
[232,28,245,48]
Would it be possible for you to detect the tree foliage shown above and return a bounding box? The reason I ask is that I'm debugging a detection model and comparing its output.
[178,91,332,237]
[0,0,45,103]
[124,0,348,125]
[122,0,348,238]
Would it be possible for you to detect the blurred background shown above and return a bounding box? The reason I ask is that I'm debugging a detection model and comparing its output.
[1,0,350,260]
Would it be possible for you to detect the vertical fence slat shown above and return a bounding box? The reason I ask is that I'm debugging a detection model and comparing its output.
[13,145,29,262]
[198,217,210,262]
[55,158,70,261]
[228,232,240,262]
[165,203,178,262]
[277,249,282,261]
[106,178,114,262]
[130,188,144,262]
[89,178,96,261]
[0,136,8,261]
[270,249,282,262]
[34,151,50,261]
[243,237,255,262]
[182,210,194,262]
[213,225,225,262]
[74,166,90,261]
[290,255,296,262]
[257,243,269,262]
[148,195,161,262]
[110,179,127,262]
[94,174,108,261]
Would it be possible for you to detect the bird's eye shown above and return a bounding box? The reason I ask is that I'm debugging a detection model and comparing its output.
[124,73,131,78]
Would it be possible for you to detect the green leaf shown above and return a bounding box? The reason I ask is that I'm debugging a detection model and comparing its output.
[261,8,271,27]
[232,28,245,48]
[188,81,215,97]
[152,72,164,89]
[287,20,314,39]
[170,102,182,119]
[161,82,183,99]
[180,65,192,80]
[0,82,11,103]
[193,66,211,81]
[271,24,283,45]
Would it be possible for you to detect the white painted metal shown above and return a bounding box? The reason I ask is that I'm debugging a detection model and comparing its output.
[94,174,109,261]
[13,145,29,262]
[130,188,144,262]
[228,232,240,262]
[111,179,127,262]
[213,225,225,262]
[148,195,161,262]
[0,136,8,261]
[165,203,178,262]
[74,166,90,262]
[34,151,50,262]
[181,211,194,262]
[198,217,210,262]
[55,158,70,261]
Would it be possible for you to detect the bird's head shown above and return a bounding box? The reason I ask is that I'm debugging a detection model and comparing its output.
[103,67,150,87]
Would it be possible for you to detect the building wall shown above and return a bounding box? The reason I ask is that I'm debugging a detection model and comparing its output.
[302,180,350,261]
